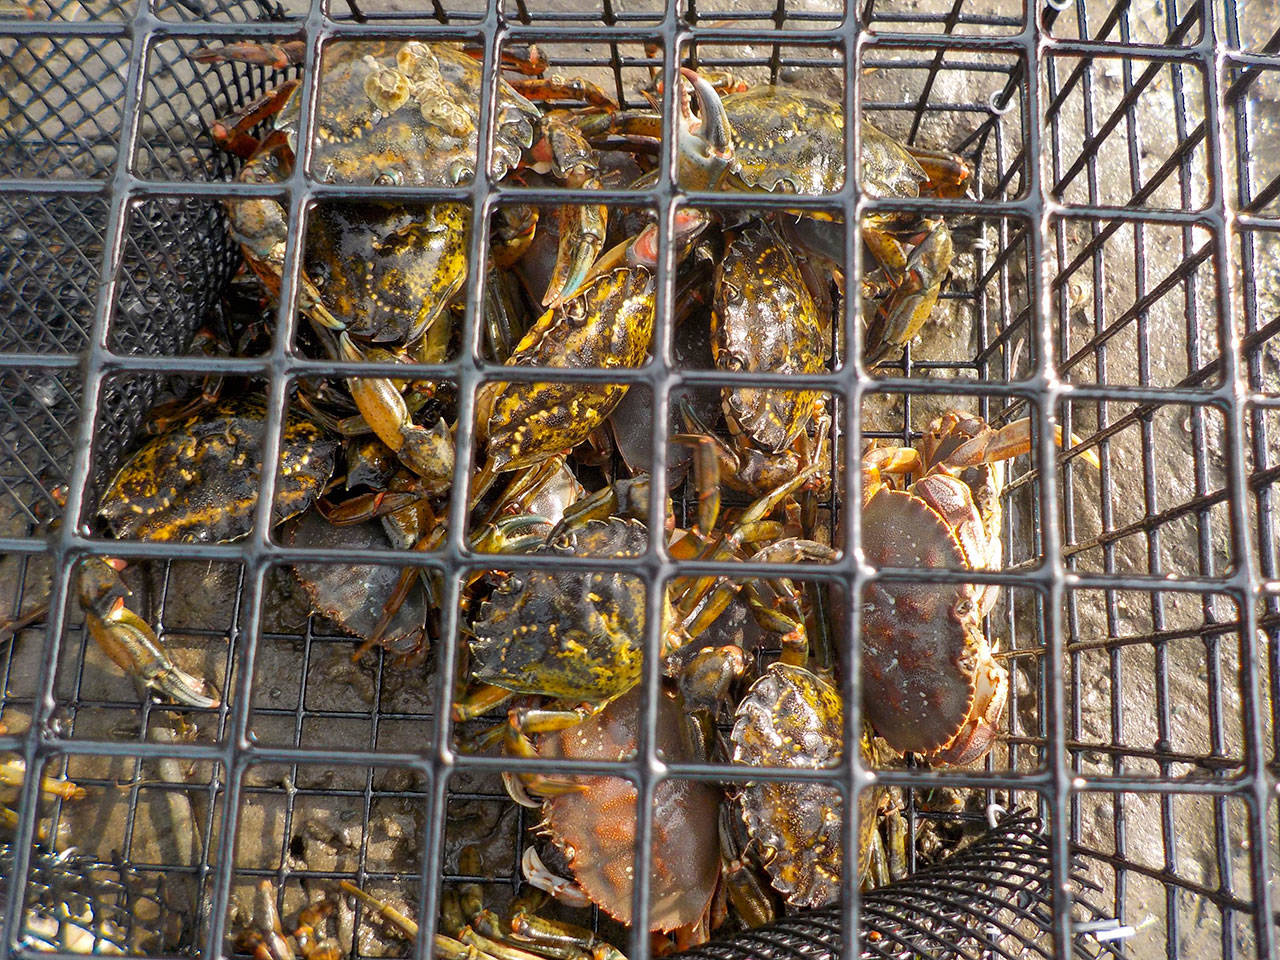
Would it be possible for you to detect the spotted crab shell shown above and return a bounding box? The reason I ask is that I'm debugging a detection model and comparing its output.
[284,41,540,187]
[100,397,336,544]
[540,688,721,931]
[721,87,846,194]
[860,487,988,756]
[469,518,647,702]
[730,662,875,907]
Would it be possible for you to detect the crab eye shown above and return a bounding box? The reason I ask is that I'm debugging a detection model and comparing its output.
[373,170,403,187]
[499,574,525,595]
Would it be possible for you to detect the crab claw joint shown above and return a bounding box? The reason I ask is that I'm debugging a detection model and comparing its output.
[79,558,221,709]
[677,67,733,190]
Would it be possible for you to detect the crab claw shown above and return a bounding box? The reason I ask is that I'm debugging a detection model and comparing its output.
[929,656,1008,766]
[340,332,456,492]
[78,558,221,709]
[677,67,733,190]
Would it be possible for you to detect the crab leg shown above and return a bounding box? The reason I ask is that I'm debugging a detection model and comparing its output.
[521,847,593,909]
[507,907,627,960]
[79,558,220,709]
[191,41,304,70]
[944,417,1102,470]
[717,804,776,928]
[862,219,953,366]
[340,882,501,960]
[339,334,457,491]
[0,757,86,800]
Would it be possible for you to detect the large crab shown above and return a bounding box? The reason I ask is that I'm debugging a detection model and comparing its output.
[81,396,336,708]
[858,411,1098,764]
[194,40,616,482]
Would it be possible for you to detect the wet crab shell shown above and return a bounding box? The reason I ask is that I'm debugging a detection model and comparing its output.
[306,200,468,347]
[730,663,876,907]
[480,266,655,474]
[100,397,336,544]
[540,687,721,931]
[281,41,540,187]
[859,487,995,757]
[469,518,647,702]
[720,86,928,201]
[712,219,826,454]
[721,87,847,195]
[283,510,428,658]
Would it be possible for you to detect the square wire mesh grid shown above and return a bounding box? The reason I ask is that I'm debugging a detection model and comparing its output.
[1,0,1278,959]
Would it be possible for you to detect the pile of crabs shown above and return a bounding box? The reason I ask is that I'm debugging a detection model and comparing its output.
[68,40,1098,960]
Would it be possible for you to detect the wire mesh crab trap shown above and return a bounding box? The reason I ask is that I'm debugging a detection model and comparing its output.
[0,0,1277,959]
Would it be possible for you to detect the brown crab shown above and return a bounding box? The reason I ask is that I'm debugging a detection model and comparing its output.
[511,686,724,940]
[859,411,1098,764]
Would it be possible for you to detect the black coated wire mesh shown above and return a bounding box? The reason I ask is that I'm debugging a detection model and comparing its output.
[1,1,1278,960]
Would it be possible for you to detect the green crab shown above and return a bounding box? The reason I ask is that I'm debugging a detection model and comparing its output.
[82,396,336,708]
[586,71,968,365]
[194,40,616,483]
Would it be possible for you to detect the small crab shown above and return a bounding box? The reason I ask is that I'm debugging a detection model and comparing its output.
[704,217,831,495]
[510,686,725,940]
[233,881,340,960]
[730,662,879,908]
[82,396,336,707]
[452,462,820,734]
[859,411,1098,764]
[282,508,430,662]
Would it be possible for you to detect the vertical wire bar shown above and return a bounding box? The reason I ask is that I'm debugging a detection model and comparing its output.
[1031,4,1074,959]
[200,1,326,954]
[1204,3,1280,955]
[630,12,683,958]
[844,14,864,956]
[423,2,507,956]
[1,0,160,947]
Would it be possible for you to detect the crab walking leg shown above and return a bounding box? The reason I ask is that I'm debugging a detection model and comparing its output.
[0,757,86,800]
[78,558,220,709]
[717,803,777,928]
[507,903,628,960]
[663,466,822,658]
[862,416,1101,483]
[339,882,500,960]
[863,220,953,366]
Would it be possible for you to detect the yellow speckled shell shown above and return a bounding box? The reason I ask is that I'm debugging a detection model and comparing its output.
[482,266,654,473]
[731,663,877,907]
[100,397,336,544]
[713,220,826,453]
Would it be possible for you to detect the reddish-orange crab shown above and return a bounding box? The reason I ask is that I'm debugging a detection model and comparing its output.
[859,411,1098,764]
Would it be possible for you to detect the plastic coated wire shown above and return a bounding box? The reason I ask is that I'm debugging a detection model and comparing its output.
[0,1,1278,960]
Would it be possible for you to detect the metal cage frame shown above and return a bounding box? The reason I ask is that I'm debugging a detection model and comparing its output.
[1,0,1278,959]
